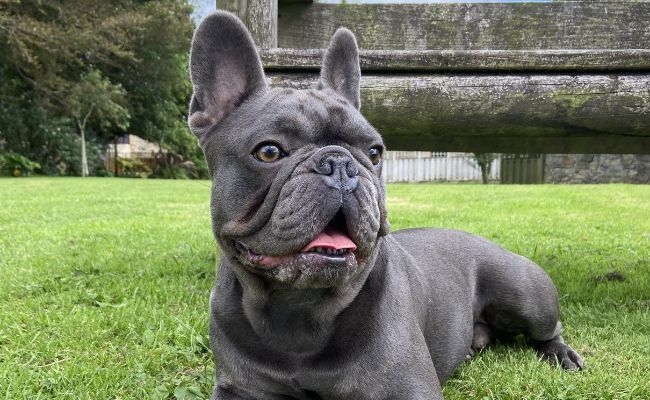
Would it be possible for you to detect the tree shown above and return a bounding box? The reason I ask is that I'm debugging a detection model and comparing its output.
[0,0,138,175]
[116,1,203,176]
[0,1,201,176]
[66,70,130,177]
[472,153,498,184]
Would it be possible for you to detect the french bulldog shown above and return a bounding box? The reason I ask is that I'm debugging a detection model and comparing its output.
[188,11,584,400]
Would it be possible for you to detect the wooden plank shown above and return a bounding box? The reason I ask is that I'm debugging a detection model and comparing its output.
[261,49,650,72]
[218,0,278,48]
[500,154,545,184]
[399,136,650,157]
[216,0,246,20]
[268,73,650,154]
[277,2,650,50]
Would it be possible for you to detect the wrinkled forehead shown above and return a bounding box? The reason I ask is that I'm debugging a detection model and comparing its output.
[265,87,360,140]
[202,85,381,157]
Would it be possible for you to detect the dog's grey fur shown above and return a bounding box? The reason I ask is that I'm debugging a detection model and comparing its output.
[189,12,584,400]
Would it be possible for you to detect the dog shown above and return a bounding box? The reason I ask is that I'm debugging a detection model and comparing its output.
[188,11,584,400]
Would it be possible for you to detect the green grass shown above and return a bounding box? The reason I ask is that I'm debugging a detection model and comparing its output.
[0,178,648,399]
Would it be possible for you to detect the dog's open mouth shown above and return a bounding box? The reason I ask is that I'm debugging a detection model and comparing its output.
[236,210,357,270]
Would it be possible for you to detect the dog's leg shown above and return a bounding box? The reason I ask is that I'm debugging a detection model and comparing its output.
[473,244,584,371]
[469,321,493,358]
[212,384,256,400]
[530,326,585,370]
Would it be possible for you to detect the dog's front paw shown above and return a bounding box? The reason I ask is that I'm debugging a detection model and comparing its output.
[533,337,585,371]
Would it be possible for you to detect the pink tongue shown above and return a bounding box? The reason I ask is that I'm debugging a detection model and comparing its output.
[302,229,357,252]
[258,229,356,268]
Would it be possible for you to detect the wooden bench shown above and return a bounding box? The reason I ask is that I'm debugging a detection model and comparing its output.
[217,0,650,154]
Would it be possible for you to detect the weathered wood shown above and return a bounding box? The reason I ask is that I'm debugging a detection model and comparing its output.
[277,2,650,50]
[218,0,277,48]
[216,0,245,20]
[268,73,650,154]
[261,49,650,72]
[501,154,545,184]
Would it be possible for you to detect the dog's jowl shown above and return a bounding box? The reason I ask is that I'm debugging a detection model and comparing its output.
[188,11,584,400]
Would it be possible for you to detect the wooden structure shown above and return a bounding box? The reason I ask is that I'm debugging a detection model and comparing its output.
[216,0,650,154]
[500,154,545,184]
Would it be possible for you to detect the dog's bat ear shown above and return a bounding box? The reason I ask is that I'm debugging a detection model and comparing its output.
[317,28,361,110]
[188,11,267,139]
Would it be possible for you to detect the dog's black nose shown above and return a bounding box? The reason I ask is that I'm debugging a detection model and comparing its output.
[312,146,359,192]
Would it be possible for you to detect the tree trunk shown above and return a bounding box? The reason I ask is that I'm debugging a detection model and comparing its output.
[81,131,88,177]
[481,167,489,184]
[114,138,118,177]
[77,106,94,178]
[78,121,89,178]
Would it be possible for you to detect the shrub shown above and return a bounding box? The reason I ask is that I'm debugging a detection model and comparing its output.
[0,152,41,176]
[117,158,152,178]
[149,151,198,180]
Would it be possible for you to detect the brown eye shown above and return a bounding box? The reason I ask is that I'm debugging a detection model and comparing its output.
[368,146,382,165]
[253,143,285,163]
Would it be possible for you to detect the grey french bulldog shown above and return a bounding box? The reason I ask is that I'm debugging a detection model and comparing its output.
[188,11,584,400]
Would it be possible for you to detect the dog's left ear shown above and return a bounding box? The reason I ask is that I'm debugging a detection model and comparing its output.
[317,28,361,110]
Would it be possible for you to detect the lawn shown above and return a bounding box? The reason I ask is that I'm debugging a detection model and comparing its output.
[0,178,648,399]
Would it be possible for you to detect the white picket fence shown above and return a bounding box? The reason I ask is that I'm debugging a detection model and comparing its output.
[382,152,500,183]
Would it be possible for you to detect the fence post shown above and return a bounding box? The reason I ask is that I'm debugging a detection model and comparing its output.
[217,0,277,48]
[113,138,119,177]
[445,154,450,181]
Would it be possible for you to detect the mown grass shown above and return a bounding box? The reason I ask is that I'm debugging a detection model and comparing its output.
[0,178,648,399]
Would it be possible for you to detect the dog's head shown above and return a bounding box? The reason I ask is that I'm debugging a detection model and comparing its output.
[189,12,389,289]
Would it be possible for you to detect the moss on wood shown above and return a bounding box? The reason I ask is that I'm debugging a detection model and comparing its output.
[268,73,650,153]
[277,3,650,50]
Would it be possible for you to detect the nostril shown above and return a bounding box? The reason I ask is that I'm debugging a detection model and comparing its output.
[316,158,334,175]
[345,160,358,178]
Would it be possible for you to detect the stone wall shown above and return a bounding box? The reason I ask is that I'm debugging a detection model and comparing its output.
[544,154,650,183]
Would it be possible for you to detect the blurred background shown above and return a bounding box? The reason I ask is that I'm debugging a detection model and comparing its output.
[0,0,215,179]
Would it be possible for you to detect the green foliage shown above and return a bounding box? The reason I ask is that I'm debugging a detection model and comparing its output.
[0,115,105,176]
[471,153,498,184]
[120,2,194,149]
[0,180,648,398]
[0,0,198,177]
[0,151,40,176]
[150,165,191,180]
[116,158,153,178]
[67,69,130,134]
[149,152,199,180]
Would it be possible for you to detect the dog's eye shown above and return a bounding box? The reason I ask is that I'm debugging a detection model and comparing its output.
[368,146,382,166]
[253,143,285,163]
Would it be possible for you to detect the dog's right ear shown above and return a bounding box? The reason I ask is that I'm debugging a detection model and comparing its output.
[188,11,267,139]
